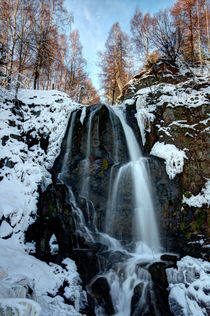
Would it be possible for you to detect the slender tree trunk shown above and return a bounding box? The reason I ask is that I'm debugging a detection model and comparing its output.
[205,0,210,56]
[15,0,25,101]
[196,0,202,67]
[34,62,40,89]
[15,36,23,101]
[8,0,20,87]
[189,7,194,63]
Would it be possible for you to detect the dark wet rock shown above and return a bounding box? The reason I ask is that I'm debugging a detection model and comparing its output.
[10,133,23,142]
[149,262,169,288]
[1,135,9,146]
[70,250,104,284]
[26,183,79,259]
[0,157,17,169]
[52,105,133,241]
[40,134,49,153]
[101,250,131,270]
[31,110,41,117]
[161,254,179,262]
[90,277,114,315]
[147,156,181,249]
[131,282,155,316]
[149,262,174,316]
[8,120,16,127]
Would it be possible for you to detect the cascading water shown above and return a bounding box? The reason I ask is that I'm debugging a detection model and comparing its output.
[57,104,163,316]
[80,108,98,198]
[101,106,161,316]
[113,107,160,252]
[59,111,77,182]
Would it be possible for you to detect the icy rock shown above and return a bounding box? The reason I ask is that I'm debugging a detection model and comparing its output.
[0,298,41,316]
[0,221,13,238]
[0,270,8,278]
[167,256,210,316]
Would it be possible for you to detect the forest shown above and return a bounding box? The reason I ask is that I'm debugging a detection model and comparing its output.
[0,0,209,104]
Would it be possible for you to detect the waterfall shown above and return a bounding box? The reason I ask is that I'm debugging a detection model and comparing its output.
[59,111,77,182]
[103,106,161,316]
[80,107,99,198]
[109,107,160,252]
[57,104,162,316]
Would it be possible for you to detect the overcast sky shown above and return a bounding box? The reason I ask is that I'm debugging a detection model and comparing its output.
[65,0,175,90]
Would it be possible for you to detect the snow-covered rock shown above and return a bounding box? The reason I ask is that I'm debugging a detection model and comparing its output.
[166,256,210,316]
[0,88,84,315]
[150,142,187,179]
[0,88,79,237]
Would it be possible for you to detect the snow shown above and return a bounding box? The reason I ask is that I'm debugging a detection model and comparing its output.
[124,98,135,105]
[166,256,210,316]
[0,298,41,316]
[150,142,187,179]
[0,88,83,315]
[0,239,83,316]
[182,180,210,207]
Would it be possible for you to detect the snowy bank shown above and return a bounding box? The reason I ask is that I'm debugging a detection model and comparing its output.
[0,238,83,316]
[0,88,83,315]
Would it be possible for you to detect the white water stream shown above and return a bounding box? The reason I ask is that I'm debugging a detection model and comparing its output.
[102,106,161,316]
[112,107,160,252]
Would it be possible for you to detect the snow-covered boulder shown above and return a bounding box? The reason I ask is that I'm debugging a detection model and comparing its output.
[166,256,210,316]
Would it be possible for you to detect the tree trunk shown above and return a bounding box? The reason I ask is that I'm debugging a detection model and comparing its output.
[8,0,20,87]
[205,0,210,56]
[189,6,194,62]
[34,63,40,90]
[196,0,202,66]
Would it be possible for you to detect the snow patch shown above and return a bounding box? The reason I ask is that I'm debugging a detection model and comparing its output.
[0,235,83,316]
[150,142,187,179]
[182,180,210,207]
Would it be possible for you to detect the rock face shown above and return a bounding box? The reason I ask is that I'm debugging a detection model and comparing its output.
[121,60,209,251]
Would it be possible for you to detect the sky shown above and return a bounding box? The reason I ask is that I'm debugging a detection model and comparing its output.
[65,0,175,91]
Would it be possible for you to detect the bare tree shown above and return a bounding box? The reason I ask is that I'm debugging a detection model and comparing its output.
[98,22,132,104]
[81,79,101,105]
[64,29,87,102]
[171,0,207,63]
[150,9,183,63]
[130,8,153,62]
